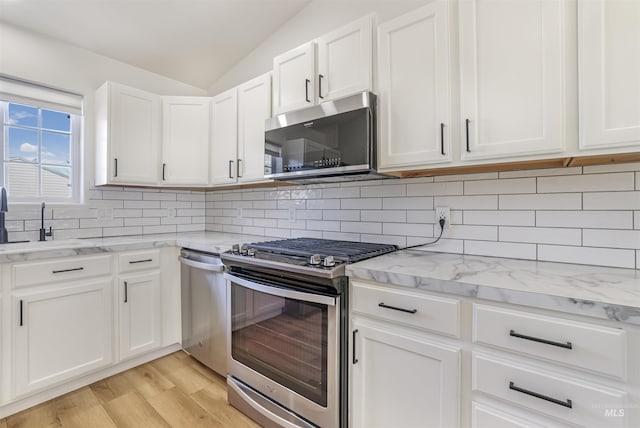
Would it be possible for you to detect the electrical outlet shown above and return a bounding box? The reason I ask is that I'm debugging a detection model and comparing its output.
[435,206,450,229]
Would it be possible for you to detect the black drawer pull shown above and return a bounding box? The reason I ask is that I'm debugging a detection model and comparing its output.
[114,158,118,177]
[52,267,84,274]
[318,74,324,99]
[124,281,128,303]
[509,382,572,408]
[378,302,417,314]
[440,123,445,155]
[129,259,153,264]
[305,79,311,103]
[228,160,234,179]
[510,330,572,349]
[352,329,359,364]
[162,163,167,181]
[19,300,23,326]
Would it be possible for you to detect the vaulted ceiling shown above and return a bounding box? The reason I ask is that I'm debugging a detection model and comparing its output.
[0,0,311,89]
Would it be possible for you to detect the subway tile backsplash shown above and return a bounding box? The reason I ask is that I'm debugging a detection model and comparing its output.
[6,188,206,242]
[206,163,640,269]
[4,164,639,270]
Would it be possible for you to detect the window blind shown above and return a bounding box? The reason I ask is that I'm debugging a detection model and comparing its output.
[0,75,83,115]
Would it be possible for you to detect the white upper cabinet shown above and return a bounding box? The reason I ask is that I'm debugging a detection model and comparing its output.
[272,42,316,115]
[579,0,640,151]
[162,97,211,185]
[459,0,566,160]
[95,82,161,186]
[273,16,374,115]
[237,73,272,183]
[210,89,239,185]
[317,15,373,102]
[378,3,452,169]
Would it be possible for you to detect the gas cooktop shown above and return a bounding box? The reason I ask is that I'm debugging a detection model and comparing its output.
[221,238,397,279]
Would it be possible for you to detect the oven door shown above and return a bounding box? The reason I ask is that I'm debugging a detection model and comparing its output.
[225,272,340,428]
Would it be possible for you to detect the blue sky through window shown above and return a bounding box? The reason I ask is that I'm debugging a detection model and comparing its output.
[6,103,71,165]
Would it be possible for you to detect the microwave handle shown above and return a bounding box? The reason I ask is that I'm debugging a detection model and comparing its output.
[224,273,336,306]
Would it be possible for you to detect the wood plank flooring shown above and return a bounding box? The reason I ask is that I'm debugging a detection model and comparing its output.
[0,351,260,428]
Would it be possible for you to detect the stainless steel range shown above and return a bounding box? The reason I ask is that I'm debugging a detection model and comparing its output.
[221,238,397,428]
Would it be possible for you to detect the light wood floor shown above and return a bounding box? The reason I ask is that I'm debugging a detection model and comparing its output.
[0,351,260,428]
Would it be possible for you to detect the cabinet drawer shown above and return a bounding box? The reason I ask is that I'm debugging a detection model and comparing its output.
[352,282,460,337]
[472,401,570,428]
[118,249,160,273]
[473,304,626,380]
[13,255,113,288]
[472,353,627,428]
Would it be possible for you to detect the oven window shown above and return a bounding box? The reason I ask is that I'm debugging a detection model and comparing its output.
[231,282,328,407]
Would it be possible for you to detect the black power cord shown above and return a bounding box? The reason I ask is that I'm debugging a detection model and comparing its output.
[403,217,446,250]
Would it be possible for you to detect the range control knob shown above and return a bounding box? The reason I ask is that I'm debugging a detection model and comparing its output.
[240,244,248,256]
[231,244,240,254]
[247,248,256,257]
[309,254,322,266]
[322,256,336,267]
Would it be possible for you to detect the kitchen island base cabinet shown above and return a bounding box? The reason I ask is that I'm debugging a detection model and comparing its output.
[351,318,460,428]
[118,272,162,361]
[12,279,113,398]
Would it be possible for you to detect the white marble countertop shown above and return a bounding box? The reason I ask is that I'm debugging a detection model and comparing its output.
[347,250,640,325]
[0,231,264,263]
[3,234,640,324]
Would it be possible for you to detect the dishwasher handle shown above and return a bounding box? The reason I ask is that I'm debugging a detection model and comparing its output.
[179,256,224,272]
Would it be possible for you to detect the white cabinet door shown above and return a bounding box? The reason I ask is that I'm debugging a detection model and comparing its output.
[378,3,452,170]
[119,271,161,360]
[95,82,161,185]
[459,0,565,160]
[317,15,373,102]
[237,73,271,183]
[272,42,315,114]
[13,279,113,397]
[210,88,239,185]
[351,319,460,428]
[162,96,210,185]
[579,0,640,151]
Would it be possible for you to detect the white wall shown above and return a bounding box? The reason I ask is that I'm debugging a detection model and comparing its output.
[208,0,431,95]
[0,22,208,209]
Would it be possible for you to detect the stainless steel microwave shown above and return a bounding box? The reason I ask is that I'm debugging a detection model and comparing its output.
[264,91,385,182]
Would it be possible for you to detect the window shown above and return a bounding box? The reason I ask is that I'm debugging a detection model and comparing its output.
[0,77,83,203]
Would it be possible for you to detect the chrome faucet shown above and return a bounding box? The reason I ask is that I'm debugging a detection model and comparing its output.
[0,187,8,244]
[39,201,53,241]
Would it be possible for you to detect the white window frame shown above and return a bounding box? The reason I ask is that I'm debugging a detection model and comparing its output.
[0,89,83,205]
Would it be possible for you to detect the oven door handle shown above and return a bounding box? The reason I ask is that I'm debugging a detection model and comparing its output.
[224,273,337,306]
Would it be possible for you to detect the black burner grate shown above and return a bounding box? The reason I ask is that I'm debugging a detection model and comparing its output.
[248,238,397,263]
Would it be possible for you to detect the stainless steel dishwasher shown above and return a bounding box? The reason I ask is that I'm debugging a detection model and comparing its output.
[179,248,227,376]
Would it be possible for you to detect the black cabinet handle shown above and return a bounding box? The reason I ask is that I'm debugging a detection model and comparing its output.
[509,382,573,408]
[510,330,572,349]
[378,302,417,314]
[352,329,359,364]
[19,300,23,326]
[318,74,324,99]
[124,281,128,303]
[237,159,242,178]
[229,160,234,179]
[52,267,84,274]
[114,158,118,177]
[129,259,153,264]
[305,79,311,103]
[465,119,471,152]
[440,123,445,155]
[162,163,166,181]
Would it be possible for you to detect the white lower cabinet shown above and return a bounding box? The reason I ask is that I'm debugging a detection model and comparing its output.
[118,271,161,360]
[12,279,113,397]
[471,401,568,428]
[351,318,460,428]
